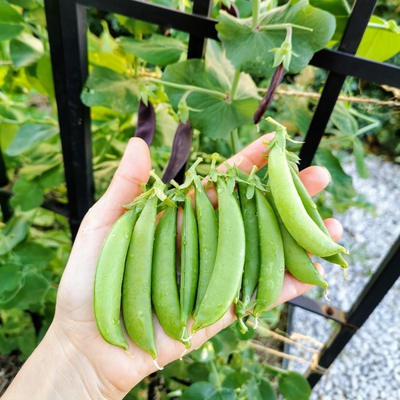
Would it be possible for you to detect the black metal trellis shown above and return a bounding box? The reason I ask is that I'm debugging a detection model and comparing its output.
[1,0,400,389]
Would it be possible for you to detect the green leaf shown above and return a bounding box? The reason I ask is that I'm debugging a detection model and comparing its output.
[118,34,187,67]
[0,263,23,297]
[357,16,400,62]
[153,105,178,147]
[0,271,50,310]
[19,153,63,181]
[0,1,24,41]
[278,371,311,400]
[181,382,217,400]
[10,33,44,68]
[8,0,37,9]
[245,377,278,400]
[181,382,235,400]
[309,0,350,43]
[315,148,356,200]
[10,178,45,211]
[81,66,139,114]
[36,53,55,98]
[222,371,252,390]
[14,241,55,265]
[330,102,358,136]
[0,215,30,255]
[353,137,369,179]
[114,14,158,36]
[162,41,259,138]
[187,362,211,383]
[6,123,59,156]
[88,51,127,74]
[216,0,336,78]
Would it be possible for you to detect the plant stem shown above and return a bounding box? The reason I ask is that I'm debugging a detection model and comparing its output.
[231,128,241,154]
[258,23,313,32]
[148,78,227,100]
[230,69,241,101]
[209,360,221,390]
[252,0,261,30]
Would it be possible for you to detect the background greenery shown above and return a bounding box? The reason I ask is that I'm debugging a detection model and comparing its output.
[0,0,399,398]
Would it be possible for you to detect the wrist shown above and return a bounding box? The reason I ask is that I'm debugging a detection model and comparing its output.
[3,323,125,400]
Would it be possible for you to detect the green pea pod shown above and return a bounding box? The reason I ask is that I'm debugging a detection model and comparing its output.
[193,175,218,315]
[268,142,347,258]
[94,208,138,350]
[290,167,348,269]
[253,188,285,317]
[152,205,191,348]
[234,179,261,333]
[123,195,158,359]
[180,196,199,330]
[266,191,328,289]
[237,180,260,304]
[192,177,245,334]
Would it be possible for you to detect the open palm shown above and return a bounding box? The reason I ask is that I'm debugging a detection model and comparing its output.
[53,135,343,397]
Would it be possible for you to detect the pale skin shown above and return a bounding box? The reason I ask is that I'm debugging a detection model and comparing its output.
[3,134,343,400]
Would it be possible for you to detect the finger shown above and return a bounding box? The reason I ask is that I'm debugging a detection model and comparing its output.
[273,263,325,306]
[324,218,344,242]
[76,138,151,236]
[298,166,331,197]
[64,138,151,286]
[217,132,275,173]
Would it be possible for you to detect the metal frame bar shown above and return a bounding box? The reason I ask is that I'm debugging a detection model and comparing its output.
[2,0,397,391]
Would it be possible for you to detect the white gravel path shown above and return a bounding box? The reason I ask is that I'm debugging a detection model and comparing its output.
[288,153,400,399]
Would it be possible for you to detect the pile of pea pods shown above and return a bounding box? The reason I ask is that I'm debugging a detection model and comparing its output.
[93,118,348,364]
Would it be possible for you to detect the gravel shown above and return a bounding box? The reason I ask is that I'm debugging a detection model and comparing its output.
[287,153,400,399]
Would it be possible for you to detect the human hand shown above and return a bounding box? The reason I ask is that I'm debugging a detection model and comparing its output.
[3,134,343,400]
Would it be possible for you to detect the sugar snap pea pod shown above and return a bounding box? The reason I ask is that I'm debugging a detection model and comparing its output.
[266,191,329,289]
[267,129,347,258]
[237,179,260,305]
[180,195,199,331]
[193,175,218,315]
[191,176,245,334]
[94,208,138,350]
[253,188,285,317]
[234,177,261,333]
[289,167,348,269]
[152,205,190,348]
[122,194,158,359]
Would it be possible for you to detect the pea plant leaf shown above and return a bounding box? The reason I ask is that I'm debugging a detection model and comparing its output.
[81,66,139,114]
[316,147,356,201]
[5,123,59,156]
[0,1,25,41]
[278,371,311,400]
[216,0,336,78]
[118,34,187,67]
[353,136,370,179]
[309,0,350,44]
[162,41,259,139]
[10,33,44,68]
[357,16,400,62]
[180,381,236,400]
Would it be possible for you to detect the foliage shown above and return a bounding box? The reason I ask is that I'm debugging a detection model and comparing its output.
[0,0,399,397]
